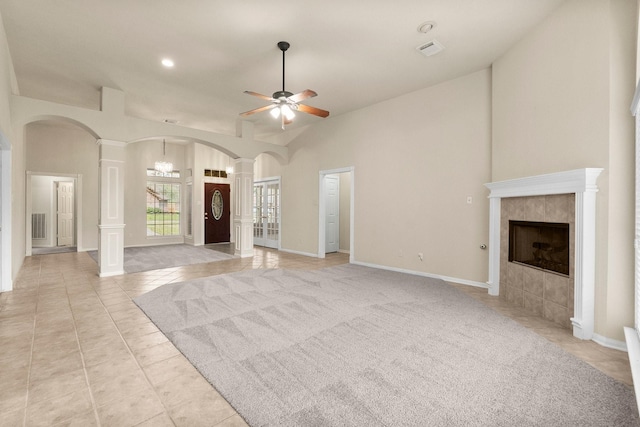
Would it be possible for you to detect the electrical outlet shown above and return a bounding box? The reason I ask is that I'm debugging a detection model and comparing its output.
[418,252,423,261]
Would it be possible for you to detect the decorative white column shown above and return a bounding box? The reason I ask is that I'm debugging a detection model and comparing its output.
[487,197,501,296]
[97,139,126,277]
[233,158,255,258]
[571,190,598,339]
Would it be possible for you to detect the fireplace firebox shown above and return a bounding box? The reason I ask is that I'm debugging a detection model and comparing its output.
[508,220,570,276]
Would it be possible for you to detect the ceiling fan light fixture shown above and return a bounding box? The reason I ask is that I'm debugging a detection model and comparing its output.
[240,41,329,126]
[281,105,295,121]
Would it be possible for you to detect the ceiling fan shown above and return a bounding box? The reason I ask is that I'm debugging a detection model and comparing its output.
[240,41,330,129]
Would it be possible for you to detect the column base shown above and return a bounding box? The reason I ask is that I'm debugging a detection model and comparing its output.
[234,220,254,258]
[98,224,125,277]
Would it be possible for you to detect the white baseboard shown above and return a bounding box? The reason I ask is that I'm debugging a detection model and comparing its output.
[350,260,489,289]
[279,248,318,258]
[338,249,351,254]
[98,270,125,278]
[593,333,628,352]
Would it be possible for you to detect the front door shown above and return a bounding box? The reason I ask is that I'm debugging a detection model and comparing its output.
[253,180,280,248]
[204,183,230,244]
[57,181,74,246]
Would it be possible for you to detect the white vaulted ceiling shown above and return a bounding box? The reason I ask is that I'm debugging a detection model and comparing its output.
[0,0,565,141]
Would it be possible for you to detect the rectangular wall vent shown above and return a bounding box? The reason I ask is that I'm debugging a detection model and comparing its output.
[416,39,445,57]
[32,213,46,239]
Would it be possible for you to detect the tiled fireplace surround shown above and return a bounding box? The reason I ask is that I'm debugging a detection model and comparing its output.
[485,168,603,340]
[500,194,575,329]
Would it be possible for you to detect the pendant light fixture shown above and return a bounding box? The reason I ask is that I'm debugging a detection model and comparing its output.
[154,139,173,174]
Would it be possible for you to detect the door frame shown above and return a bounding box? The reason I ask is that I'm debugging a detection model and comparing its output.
[254,176,281,249]
[203,182,231,244]
[56,181,75,246]
[26,172,82,256]
[318,167,354,261]
[201,176,233,245]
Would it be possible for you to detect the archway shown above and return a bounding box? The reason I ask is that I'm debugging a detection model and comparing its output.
[24,120,97,257]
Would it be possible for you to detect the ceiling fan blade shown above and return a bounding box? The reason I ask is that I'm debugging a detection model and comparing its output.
[244,91,275,101]
[240,104,277,117]
[287,89,317,103]
[297,103,330,118]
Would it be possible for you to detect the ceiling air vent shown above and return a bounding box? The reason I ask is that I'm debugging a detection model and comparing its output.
[416,39,445,57]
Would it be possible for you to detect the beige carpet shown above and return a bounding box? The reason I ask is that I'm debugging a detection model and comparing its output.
[88,244,235,273]
[134,265,639,426]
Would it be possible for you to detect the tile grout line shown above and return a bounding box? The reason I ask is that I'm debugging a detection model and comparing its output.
[21,258,42,427]
[65,269,103,427]
[91,275,178,426]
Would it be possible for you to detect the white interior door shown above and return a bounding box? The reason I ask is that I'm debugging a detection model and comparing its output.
[57,181,74,246]
[325,175,339,253]
[253,179,280,249]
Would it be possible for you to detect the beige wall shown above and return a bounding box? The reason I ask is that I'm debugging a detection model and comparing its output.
[254,153,282,180]
[0,10,15,135]
[126,141,233,247]
[259,69,492,282]
[492,0,637,341]
[339,172,351,252]
[25,122,99,251]
[124,140,186,247]
[0,10,22,283]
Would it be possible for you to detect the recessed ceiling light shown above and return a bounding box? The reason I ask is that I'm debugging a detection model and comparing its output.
[417,21,436,34]
[161,58,175,68]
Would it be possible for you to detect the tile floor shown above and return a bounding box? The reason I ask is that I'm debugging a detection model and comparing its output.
[0,248,633,426]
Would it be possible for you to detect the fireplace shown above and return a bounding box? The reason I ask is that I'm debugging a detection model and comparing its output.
[508,220,570,276]
[485,168,603,340]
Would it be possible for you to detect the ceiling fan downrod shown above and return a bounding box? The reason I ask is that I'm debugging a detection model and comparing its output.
[273,41,292,100]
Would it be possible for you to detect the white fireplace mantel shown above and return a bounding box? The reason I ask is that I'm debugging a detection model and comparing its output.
[484,168,603,340]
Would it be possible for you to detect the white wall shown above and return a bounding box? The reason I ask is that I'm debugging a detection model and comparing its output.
[492,0,637,341]
[25,122,99,251]
[256,69,492,283]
